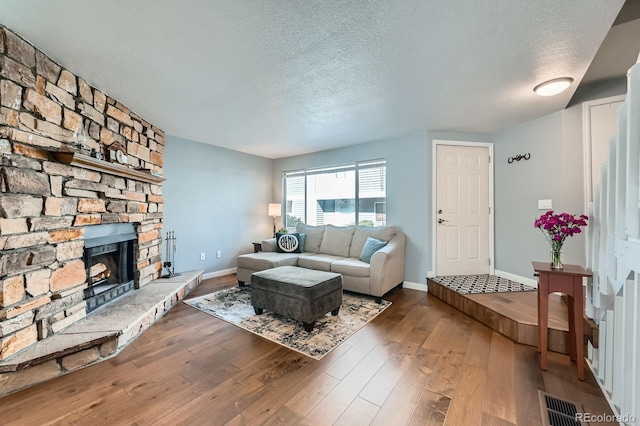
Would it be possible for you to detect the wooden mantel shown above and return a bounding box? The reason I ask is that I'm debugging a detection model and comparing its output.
[50,151,165,184]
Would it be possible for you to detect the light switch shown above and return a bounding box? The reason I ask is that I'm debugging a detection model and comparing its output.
[538,199,552,210]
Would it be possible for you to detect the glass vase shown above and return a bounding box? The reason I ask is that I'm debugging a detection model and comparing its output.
[550,243,563,269]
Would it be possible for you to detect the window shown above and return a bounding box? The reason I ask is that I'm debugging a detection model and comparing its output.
[283,159,386,227]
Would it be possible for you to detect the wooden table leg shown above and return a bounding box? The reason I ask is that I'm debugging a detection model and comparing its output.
[539,275,549,371]
[567,295,576,361]
[537,285,542,354]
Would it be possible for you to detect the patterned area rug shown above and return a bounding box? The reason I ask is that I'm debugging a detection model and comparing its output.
[184,287,391,360]
[430,274,536,295]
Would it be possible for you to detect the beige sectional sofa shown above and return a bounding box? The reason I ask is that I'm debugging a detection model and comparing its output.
[236,223,405,302]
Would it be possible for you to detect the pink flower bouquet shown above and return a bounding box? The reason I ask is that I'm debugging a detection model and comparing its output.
[534,211,588,268]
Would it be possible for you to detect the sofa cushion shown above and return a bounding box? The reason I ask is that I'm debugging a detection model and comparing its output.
[296,224,325,253]
[331,258,370,277]
[237,252,300,270]
[359,237,387,263]
[261,238,277,252]
[276,232,303,253]
[319,225,355,257]
[297,253,346,272]
[349,225,396,258]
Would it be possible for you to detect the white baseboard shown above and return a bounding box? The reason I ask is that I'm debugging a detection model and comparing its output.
[585,359,623,423]
[403,281,427,292]
[201,271,428,293]
[203,267,237,280]
[494,269,538,288]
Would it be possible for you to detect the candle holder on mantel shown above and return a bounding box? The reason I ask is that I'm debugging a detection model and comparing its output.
[161,231,181,278]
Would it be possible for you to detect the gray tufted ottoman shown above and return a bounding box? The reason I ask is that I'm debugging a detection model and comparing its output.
[251,266,343,332]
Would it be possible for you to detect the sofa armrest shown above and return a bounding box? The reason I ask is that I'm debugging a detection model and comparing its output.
[369,232,406,297]
[261,238,277,252]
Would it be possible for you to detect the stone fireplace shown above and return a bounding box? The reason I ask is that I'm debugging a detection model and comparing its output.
[0,26,165,361]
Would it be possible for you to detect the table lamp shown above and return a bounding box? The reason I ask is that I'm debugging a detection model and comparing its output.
[268,203,281,237]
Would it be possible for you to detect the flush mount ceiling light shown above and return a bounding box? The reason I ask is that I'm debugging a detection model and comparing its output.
[533,77,574,96]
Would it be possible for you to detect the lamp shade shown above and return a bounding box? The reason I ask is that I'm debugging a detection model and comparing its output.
[268,203,281,217]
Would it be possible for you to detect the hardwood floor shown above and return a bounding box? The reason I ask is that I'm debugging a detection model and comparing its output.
[0,275,615,425]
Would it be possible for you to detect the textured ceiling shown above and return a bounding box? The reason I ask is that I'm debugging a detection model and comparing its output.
[0,0,625,158]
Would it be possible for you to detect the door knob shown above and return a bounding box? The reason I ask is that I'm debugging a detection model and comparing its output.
[438,218,448,224]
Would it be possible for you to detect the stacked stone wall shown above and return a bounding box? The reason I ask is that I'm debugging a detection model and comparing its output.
[0,26,164,360]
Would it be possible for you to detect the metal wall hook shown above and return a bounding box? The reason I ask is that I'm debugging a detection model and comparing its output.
[507,153,531,163]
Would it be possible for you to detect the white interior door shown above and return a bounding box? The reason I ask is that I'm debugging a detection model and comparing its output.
[435,144,490,276]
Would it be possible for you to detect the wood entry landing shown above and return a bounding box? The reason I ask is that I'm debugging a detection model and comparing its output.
[427,278,571,354]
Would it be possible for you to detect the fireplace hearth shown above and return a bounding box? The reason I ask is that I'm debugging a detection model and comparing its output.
[84,224,136,312]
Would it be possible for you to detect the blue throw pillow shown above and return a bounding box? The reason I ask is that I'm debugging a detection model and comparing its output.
[276,232,303,253]
[359,237,387,263]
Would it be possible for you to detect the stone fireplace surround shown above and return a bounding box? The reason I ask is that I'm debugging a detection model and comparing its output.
[0,26,168,364]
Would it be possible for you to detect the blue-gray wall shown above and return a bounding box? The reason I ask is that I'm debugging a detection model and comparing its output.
[272,130,491,285]
[494,81,627,278]
[163,95,619,282]
[493,106,587,278]
[163,135,273,275]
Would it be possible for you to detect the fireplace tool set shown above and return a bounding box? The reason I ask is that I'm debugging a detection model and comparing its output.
[162,231,181,278]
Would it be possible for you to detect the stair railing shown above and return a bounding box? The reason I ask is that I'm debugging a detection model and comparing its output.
[586,59,640,425]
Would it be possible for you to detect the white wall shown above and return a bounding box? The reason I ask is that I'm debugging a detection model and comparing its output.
[163,135,273,275]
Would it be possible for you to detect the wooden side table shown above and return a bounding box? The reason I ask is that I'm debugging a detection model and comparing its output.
[532,261,591,380]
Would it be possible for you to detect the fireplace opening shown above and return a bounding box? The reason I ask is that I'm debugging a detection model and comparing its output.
[83,224,136,312]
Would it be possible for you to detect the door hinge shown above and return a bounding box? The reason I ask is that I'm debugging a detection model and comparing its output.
[489,258,491,266]
[489,206,491,214]
[488,155,491,163]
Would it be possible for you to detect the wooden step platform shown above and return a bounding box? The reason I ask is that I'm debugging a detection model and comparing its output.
[427,278,571,354]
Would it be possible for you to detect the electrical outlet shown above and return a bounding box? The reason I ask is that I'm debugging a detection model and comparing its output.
[200,252,205,261]
[538,199,552,210]
[216,250,222,258]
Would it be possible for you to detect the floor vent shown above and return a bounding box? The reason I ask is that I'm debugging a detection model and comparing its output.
[539,391,584,426]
